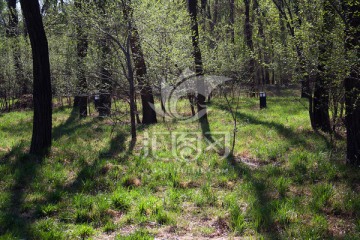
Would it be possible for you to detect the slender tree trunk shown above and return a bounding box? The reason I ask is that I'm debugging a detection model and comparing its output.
[311,1,333,132]
[229,0,235,44]
[188,94,196,116]
[278,11,286,85]
[134,95,141,124]
[253,0,265,85]
[201,0,207,30]
[298,48,311,99]
[343,1,360,165]
[123,0,157,124]
[188,0,210,133]
[74,0,88,118]
[129,72,137,140]
[20,0,52,155]
[7,0,27,96]
[244,0,256,96]
[269,32,275,85]
[211,0,219,33]
[125,48,137,140]
[254,0,269,85]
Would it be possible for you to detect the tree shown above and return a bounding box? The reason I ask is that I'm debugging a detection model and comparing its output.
[310,1,334,132]
[244,0,256,96]
[73,0,89,118]
[20,0,52,155]
[229,0,235,44]
[188,0,210,133]
[211,0,219,33]
[342,0,360,165]
[254,0,270,85]
[123,0,157,124]
[96,0,112,117]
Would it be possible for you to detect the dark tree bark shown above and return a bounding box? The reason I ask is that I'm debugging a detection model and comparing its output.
[126,50,137,141]
[244,0,254,54]
[311,1,333,133]
[98,36,112,117]
[123,0,157,124]
[229,0,235,44]
[188,0,210,133]
[74,0,88,118]
[244,0,256,96]
[211,0,219,32]
[20,0,52,155]
[116,36,137,141]
[201,0,207,12]
[96,0,112,117]
[7,0,27,95]
[200,0,207,30]
[343,0,360,165]
[277,1,287,85]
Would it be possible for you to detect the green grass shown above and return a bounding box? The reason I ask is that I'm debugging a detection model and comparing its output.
[0,97,359,239]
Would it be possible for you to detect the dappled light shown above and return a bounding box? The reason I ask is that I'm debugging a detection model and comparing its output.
[0,0,359,239]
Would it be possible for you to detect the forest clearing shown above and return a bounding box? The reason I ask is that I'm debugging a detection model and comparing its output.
[0,0,359,239]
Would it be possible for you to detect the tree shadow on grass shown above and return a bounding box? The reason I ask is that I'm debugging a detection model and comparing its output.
[52,108,99,141]
[225,154,283,239]
[0,117,32,137]
[205,101,335,238]
[52,105,72,114]
[61,119,155,193]
[212,101,331,149]
[0,107,152,237]
[0,144,43,238]
[99,132,128,158]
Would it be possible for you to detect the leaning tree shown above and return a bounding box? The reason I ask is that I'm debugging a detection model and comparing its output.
[188,0,210,134]
[20,0,52,155]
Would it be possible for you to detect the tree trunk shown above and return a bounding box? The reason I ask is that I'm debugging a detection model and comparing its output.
[211,0,219,33]
[134,95,141,124]
[188,94,196,116]
[229,0,235,44]
[7,0,27,96]
[343,1,360,165]
[254,0,268,85]
[188,0,210,134]
[20,0,52,155]
[312,78,331,132]
[278,9,287,85]
[96,1,112,117]
[123,0,157,124]
[201,0,207,30]
[311,1,333,133]
[98,42,112,117]
[74,0,88,118]
[125,47,137,141]
[244,0,256,96]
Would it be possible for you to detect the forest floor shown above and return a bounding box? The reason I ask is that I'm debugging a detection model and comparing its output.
[0,97,359,239]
